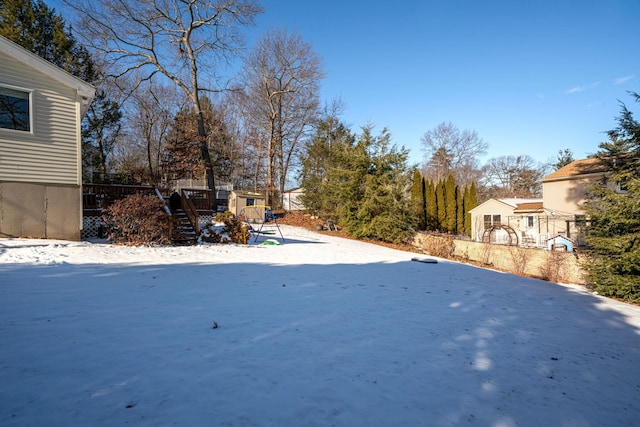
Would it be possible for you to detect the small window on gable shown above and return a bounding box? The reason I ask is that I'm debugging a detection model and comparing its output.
[0,85,31,132]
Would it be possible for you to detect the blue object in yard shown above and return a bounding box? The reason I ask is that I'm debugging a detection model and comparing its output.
[546,234,576,252]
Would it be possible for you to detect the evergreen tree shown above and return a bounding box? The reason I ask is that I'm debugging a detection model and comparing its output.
[456,185,464,235]
[321,125,413,243]
[299,115,355,217]
[436,179,446,231]
[425,179,436,231]
[465,182,478,237]
[410,170,426,230]
[553,148,575,170]
[1,0,74,71]
[444,174,456,233]
[583,90,640,303]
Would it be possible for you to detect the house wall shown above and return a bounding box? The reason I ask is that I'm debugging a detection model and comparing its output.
[0,47,85,240]
[0,181,81,240]
[469,199,516,242]
[543,178,592,216]
[282,189,305,211]
[0,49,81,186]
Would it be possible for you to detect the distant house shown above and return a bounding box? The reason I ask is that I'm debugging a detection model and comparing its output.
[0,36,95,240]
[470,158,618,248]
[469,198,544,244]
[282,187,305,211]
[542,157,610,217]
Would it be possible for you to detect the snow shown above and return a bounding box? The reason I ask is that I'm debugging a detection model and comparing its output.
[1,225,639,426]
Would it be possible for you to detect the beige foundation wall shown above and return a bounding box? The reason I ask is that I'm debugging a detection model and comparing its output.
[451,240,585,285]
[413,233,586,285]
[0,181,81,240]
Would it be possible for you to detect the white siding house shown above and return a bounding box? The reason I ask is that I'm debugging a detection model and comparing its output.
[0,36,95,240]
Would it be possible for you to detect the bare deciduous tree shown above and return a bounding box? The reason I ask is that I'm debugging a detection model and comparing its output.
[482,154,548,198]
[66,0,263,209]
[127,79,180,184]
[421,122,487,189]
[239,28,324,207]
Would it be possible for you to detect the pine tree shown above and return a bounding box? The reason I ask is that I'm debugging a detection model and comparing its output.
[456,185,464,235]
[425,179,436,231]
[583,90,640,303]
[436,179,446,231]
[461,185,470,236]
[445,174,456,233]
[300,116,355,217]
[410,170,426,229]
[321,125,413,243]
[465,182,478,237]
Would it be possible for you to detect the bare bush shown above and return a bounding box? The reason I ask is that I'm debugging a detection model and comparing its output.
[509,246,531,275]
[480,243,493,265]
[417,233,455,259]
[539,250,569,283]
[103,194,170,246]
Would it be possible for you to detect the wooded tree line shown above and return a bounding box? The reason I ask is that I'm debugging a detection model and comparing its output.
[1,0,566,211]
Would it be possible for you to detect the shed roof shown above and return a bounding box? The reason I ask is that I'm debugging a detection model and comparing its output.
[514,202,544,213]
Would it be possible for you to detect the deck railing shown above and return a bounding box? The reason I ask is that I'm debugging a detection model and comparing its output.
[82,184,216,215]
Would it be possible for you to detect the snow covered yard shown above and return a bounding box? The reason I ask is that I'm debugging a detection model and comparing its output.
[1,225,639,427]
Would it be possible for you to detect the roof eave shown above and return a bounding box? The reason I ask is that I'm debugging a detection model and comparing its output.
[0,36,96,113]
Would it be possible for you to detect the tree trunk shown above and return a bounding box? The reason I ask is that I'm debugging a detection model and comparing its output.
[195,106,217,212]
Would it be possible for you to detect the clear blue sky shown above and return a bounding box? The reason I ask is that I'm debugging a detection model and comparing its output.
[53,0,639,167]
[248,0,639,166]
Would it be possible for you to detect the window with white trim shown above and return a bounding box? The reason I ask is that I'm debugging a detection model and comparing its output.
[525,215,534,228]
[484,214,502,229]
[0,85,32,132]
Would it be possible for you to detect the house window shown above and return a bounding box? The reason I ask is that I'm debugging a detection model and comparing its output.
[246,198,255,206]
[484,214,502,228]
[525,215,534,228]
[0,85,31,132]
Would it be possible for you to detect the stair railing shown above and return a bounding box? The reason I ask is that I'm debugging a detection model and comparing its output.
[154,186,173,241]
[181,189,199,236]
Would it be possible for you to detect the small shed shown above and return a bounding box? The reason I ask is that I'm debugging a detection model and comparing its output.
[282,187,305,211]
[546,234,576,252]
[228,190,266,222]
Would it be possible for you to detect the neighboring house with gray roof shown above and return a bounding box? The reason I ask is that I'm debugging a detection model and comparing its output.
[0,36,95,240]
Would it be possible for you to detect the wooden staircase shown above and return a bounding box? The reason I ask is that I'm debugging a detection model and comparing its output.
[171,208,198,245]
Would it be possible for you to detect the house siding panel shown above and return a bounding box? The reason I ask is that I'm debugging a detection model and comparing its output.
[0,50,80,185]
